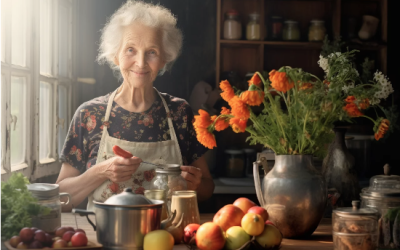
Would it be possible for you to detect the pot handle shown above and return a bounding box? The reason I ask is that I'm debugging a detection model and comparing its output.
[253,160,266,207]
[72,208,96,231]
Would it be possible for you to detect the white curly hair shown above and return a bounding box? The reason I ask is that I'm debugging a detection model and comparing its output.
[97,1,183,76]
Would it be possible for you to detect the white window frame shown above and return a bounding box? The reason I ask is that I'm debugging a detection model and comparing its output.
[1,0,76,181]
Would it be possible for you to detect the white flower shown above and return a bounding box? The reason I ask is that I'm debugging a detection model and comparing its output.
[342,82,355,93]
[318,55,329,74]
[374,71,394,100]
[369,98,380,105]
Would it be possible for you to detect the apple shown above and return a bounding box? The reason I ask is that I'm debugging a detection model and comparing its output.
[233,197,257,213]
[45,233,53,247]
[62,231,75,242]
[52,239,68,249]
[225,226,251,250]
[16,242,28,249]
[30,227,39,232]
[143,230,174,250]
[183,224,200,244]
[241,213,265,236]
[28,240,43,249]
[71,232,88,247]
[9,236,22,248]
[247,206,269,221]
[265,220,275,226]
[195,222,226,250]
[65,227,75,232]
[213,204,244,231]
[76,228,86,235]
[19,228,34,243]
[55,227,68,238]
[255,224,282,248]
[34,230,47,243]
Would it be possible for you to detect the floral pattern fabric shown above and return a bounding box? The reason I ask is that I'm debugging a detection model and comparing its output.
[60,92,207,173]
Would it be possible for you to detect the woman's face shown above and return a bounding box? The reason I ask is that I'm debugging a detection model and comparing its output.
[115,22,166,88]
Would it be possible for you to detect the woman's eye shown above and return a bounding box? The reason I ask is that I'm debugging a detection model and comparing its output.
[148,50,157,55]
[127,48,134,53]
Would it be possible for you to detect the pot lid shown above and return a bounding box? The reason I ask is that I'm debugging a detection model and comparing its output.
[155,164,181,174]
[27,183,59,199]
[104,188,153,206]
[334,201,378,216]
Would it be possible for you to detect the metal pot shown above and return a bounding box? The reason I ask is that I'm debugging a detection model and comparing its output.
[73,187,166,250]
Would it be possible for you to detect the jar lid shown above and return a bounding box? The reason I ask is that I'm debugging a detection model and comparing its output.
[311,19,325,24]
[249,13,260,19]
[103,188,154,206]
[155,164,182,174]
[361,164,400,197]
[243,148,256,154]
[27,183,59,199]
[333,200,378,216]
[284,20,298,24]
[226,9,239,16]
[225,149,244,155]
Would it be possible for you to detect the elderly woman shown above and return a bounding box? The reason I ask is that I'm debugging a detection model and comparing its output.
[56,1,214,211]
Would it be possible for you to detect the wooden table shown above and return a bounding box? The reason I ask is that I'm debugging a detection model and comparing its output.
[62,213,333,250]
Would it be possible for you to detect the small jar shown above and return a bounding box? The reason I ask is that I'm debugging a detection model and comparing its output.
[224,149,245,177]
[224,10,242,40]
[27,183,71,233]
[282,20,300,41]
[308,20,326,42]
[246,13,260,40]
[171,191,200,230]
[270,16,283,40]
[333,201,379,250]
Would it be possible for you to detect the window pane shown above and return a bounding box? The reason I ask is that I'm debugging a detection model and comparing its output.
[39,82,53,161]
[58,4,71,77]
[11,0,28,67]
[40,0,51,75]
[10,76,27,166]
[58,85,68,155]
[1,0,7,62]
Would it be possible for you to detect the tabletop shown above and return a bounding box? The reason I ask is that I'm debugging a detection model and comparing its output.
[62,213,333,250]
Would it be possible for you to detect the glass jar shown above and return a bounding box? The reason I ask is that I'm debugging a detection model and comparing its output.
[224,10,242,40]
[282,20,300,41]
[243,148,257,177]
[308,20,326,42]
[246,13,260,40]
[144,189,169,221]
[224,149,245,177]
[270,16,283,40]
[360,167,400,249]
[332,201,379,250]
[27,183,71,233]
[171,191,200,230]
[150,164,187,214]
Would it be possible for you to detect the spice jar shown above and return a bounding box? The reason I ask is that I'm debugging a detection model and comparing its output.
[150,164,187,214]
[224,10,242,40]
[332,200,379,250]
[308,20,326,42]
[27,183,71,233]
[282,20,300,41]
[360,165,400,249]
[224,149,245,177]
[270,16,283,40]
[246,13,261,40]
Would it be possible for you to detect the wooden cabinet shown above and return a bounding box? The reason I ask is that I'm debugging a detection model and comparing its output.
[215,0,388,86]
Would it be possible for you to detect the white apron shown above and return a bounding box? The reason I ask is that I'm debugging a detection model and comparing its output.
[88,87,183,210]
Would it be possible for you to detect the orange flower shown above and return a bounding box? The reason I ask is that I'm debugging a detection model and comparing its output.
[323,80,331,86]
[345,96,356,103]
[220,107,231,115]
[375,119,390,141]
[193,109,212,129]
[269,70,294,93]
[229,96,250,120]
[241,90,264,106]
[358,99,370,110]
[343,103,363,117]
[214,117,230,131]
[229,117,247,133]
[195,127,217,149]
[300,82,313,90]
[248,73,262,87]
[220,80,235,102]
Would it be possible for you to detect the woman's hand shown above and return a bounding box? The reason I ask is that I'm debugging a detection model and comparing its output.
[99,156,142,182]
[180,165,202,191]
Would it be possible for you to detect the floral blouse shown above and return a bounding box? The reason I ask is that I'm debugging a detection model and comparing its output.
[60,91,207,173]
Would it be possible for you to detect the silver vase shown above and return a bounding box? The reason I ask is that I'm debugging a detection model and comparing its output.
[253,155,327,238]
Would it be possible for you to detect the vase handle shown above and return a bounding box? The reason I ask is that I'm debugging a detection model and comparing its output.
[253,161,265,207]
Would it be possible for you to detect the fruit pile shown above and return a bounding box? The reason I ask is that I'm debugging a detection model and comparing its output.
[143,197,283,250]
[8,226,88,249]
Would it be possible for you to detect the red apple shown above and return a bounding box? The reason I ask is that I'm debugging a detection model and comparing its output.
[195,222,226,250]
[44,233,53,246]
[75,229,86,235]
[34,230,47,243]
[183,223,200,244]
[55,227,68,238]
[71,232,88,247]
[213,204,244,231]
[9,236,22,248]
[62,231,75,242]
[19,227,34,243]
[28,240,43,249]
[65,227,75,232]
[233,197,257,213]
[265,220,275,226]
[52,239,68,249]
[247,206,269,221]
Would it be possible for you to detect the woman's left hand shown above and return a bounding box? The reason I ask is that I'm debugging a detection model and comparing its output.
[180,165,202,191]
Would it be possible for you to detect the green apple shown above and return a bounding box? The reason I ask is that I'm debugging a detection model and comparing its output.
[143,230,174,250]
[225,226,251,250]
[255,224,282,248]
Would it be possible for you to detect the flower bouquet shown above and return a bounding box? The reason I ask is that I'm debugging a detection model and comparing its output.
[194,49,396,158]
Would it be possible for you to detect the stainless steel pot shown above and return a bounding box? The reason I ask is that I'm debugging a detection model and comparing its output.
[72,188,165,250]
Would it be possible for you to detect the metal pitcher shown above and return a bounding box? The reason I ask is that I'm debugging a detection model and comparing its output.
[253,155,327,238]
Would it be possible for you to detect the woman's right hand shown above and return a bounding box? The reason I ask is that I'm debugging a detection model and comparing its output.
[99,156,142,182]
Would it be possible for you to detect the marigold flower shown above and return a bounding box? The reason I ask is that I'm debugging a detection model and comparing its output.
[375,119,390,141]
[345,96,356,103]
[358,99,370,110]
[343,103,363,117]
[220,80,235,102]
[229,96,250,120]
[269,70,294,93]
[241,90,264,106]
[220,107,231,115]
[195,127,217,149]
[214,117,230,131]
[193,109,213,129]
[300,82,313,90]
[229,117,247,133]
[248,73,262,87]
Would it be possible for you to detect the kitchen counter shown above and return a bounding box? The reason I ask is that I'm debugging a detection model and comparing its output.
[62,213,333,250]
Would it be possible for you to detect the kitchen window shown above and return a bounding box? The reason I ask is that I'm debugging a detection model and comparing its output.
[1,0,76,181]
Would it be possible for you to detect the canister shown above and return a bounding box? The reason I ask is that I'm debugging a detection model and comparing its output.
[224,149,245,177]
